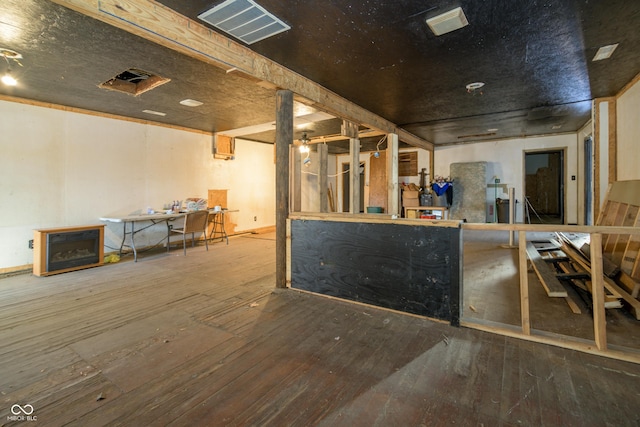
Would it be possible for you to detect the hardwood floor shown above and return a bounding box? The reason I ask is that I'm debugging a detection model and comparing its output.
[1,232,639,426]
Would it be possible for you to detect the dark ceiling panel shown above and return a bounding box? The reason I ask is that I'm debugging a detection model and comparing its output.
[0,0,276,133]
[156,0,639,144]
[579,0,640,98]
[1,0,639,146]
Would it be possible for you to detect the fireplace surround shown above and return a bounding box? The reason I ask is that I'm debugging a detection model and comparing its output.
[33,225,104,276]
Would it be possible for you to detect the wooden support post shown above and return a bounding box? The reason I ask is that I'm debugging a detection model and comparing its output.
[590,232,607,350]
[428,148,435,192]
[386,133,399,216]
[341,119,361,214]
[509,187,516,246]
[318,143,328,213]
[276,90,293,288]
[291,146,301,212]
[349,137,360,214]
[518,231,531,335]
[341,120,359,138]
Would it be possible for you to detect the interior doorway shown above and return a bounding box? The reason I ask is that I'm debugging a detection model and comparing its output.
[342,162,365,213]
[524,150,564,224]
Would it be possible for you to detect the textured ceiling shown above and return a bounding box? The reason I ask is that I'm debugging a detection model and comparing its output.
[1,0,639,149]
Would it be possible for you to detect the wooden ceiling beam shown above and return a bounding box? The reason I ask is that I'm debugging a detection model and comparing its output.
[49,0,433,151]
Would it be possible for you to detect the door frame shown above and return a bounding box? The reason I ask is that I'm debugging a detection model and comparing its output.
[523,148,566,224]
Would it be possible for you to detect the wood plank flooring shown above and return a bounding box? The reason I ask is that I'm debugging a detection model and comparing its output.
[1,232,639,426]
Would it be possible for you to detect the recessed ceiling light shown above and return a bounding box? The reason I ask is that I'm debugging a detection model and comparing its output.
[142,109,167,116]
[487,128,498,132]
[593,43,619,61]
[426,7,469,36]
[465,82,485,95]
[180,99,203,107]
[466,82,484,91]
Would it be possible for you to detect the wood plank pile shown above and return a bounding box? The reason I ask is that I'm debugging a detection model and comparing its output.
[596,182,640,300]
[525,180,640,320]
[526,235,640,319]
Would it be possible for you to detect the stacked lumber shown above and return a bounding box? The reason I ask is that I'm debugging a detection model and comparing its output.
[525,234,640,319]
[555,233,631,314]
[524,181,640,319]
[596,180,640,300]
[526,238,614,314]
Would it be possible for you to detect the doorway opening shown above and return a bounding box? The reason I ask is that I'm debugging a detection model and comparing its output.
[341,162,365,213]
[524,150,565,224]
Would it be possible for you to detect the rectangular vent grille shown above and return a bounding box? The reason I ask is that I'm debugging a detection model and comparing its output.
[198,0,290,45]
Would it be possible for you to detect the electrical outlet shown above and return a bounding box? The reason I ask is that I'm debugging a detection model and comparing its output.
[254,216,257,221]
[28,239,33,249]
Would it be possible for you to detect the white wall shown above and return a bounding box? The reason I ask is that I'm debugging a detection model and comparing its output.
[434,134,580,224]
[0,100,275,270]
[617,78,640,181]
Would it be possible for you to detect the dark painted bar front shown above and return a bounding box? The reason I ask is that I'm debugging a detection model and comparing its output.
[290,217,462,325]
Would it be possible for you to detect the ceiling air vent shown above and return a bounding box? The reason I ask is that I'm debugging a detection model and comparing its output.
[198,0,290,45]
[100,68,170,96]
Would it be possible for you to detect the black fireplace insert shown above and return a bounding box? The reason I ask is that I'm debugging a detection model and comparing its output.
[46,229,101,272]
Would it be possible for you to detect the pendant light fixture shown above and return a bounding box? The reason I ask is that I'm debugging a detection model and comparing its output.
[298,132,310,153]
[1,48,22,87]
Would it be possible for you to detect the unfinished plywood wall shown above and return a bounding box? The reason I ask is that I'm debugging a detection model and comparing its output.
[368,151,387,212]
[450,162,488,223]
[290,219,461,324]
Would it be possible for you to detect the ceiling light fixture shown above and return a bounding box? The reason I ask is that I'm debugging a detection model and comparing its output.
[592,43,619,61]
[180,99,203,107]
[466,82,485,95]
[1,70,17,86]
[1,48,22,87]
[298,132,312,166]
[426,7,469,36]
[298,132,310,153]
[142,109,167,116]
